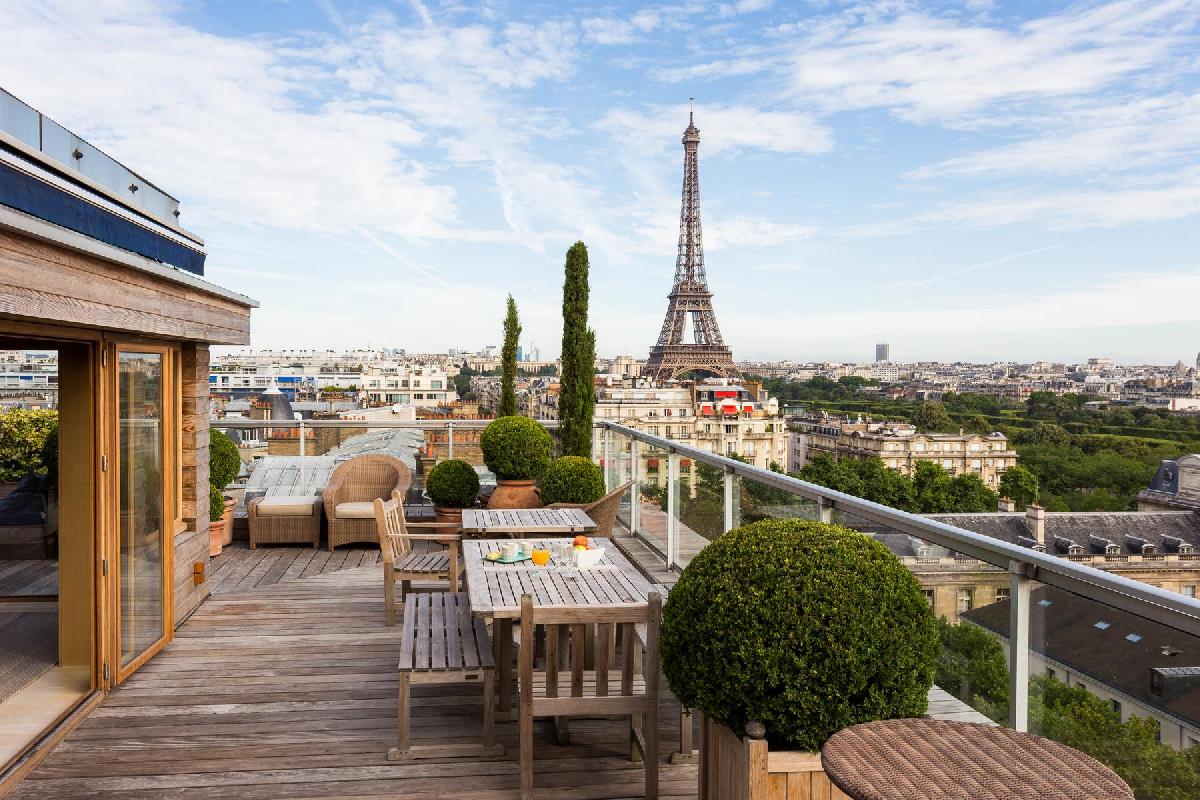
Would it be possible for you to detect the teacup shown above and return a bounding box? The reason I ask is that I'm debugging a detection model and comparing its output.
[501,542,518,560]
[519,540,533,556]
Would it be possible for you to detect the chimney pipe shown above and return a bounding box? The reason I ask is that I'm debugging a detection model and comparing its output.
[1025,504,1046,546]
[998,497,1016,513]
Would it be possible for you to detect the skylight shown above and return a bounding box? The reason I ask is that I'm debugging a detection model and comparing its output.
[1126,634,1142,643]
[1038,599,1053,607]
[1094,621,1111,630]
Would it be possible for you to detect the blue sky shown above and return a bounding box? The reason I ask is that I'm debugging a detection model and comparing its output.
[2,0,1199,363]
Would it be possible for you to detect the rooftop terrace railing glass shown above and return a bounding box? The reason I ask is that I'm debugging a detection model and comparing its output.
[596,420,1200,753]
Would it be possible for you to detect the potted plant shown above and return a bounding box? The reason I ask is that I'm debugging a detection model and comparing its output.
[425,458,480,527]
[539,456,604,505]
[207,483,226,557]
[209,429,241,545]
[480,416,552,508]
[660,519,939,798]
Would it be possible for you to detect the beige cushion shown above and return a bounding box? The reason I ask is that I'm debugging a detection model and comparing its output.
[256,495,319,516]
[334,501,378,519]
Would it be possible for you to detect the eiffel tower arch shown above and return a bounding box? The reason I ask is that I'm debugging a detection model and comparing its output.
[643,111,741,384]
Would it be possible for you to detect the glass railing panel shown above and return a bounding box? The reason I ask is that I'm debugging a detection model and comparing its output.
[674,458,726,567]
[1021,583,1200,794]
[737,471,820,525]
[633,440,671,561]
[603,430,634,533]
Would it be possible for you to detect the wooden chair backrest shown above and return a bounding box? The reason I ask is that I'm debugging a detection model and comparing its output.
[518,591,662,708]
[373,489,413,565]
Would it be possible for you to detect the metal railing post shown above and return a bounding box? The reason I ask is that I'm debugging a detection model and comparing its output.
[298,419,306,489]
[604,429,612,490]
[447,422,454,460]
[630,435,641,537]
[1009,561,1033,732]
[667,451,680,570]
[723,467,736,534]
[817,496,833,524]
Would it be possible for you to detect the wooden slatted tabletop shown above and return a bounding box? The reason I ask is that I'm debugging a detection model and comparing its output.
[462,538,654,619]
[460,508,596,535]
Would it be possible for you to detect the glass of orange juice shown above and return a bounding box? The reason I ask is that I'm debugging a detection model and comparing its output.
[531,549,550,566]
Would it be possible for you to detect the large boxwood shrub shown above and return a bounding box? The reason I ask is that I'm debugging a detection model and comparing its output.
[480,416,553,480]
[540,456,605,505]
[660,519,938,751]
[209,429,241,491]
[209,483,225,523]
[425,459,480,508]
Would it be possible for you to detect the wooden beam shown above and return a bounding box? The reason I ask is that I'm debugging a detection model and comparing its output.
[0,230,250,344]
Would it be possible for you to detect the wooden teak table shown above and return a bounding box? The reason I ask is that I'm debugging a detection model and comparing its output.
[460,508,595,537]
[462,538,654,715]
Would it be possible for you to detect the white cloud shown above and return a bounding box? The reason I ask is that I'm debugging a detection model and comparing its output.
[597,103,833,156]
[784,0,1197,123]
[908,92,1200,179]
[717,0,775,19]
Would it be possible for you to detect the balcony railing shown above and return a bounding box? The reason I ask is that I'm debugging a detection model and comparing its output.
[595,420,1200,743]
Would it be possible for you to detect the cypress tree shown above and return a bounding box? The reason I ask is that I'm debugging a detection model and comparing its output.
[499,295,521,417]
[559,241,596,457]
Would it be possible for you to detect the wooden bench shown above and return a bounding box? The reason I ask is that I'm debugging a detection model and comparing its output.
[389,592,503,760]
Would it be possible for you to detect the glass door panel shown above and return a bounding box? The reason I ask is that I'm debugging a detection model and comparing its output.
[117,351,165,668]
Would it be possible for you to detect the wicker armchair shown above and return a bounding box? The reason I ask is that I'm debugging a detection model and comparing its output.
[323,455,412,550]
[547,479,634,538]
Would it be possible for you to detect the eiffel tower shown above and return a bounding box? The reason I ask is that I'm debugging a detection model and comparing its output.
[643,109,741,384]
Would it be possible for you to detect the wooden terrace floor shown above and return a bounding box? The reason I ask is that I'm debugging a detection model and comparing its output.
[11,563,698,799]
[206,542,383,595]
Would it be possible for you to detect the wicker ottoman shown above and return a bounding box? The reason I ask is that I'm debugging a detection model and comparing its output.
[248,495,322,549]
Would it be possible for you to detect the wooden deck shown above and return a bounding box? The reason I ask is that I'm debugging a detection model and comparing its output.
[206,542,382,595]
[11,564,698,799]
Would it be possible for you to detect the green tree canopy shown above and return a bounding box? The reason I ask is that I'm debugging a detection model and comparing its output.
[558,241,596,457]
[499,295,521,417]
[912,400,955,432]
[999,464,1040,507]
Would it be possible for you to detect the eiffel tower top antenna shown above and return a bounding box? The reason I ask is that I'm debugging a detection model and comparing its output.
[642,107,740,384]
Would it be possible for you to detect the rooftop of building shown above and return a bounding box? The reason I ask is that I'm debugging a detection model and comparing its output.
[913,509,1200,556]
[965,586,1200,728]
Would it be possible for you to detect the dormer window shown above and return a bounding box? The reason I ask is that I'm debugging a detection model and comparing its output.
[1068,544,1083,555]
[917,546,935,561]
[1106,544,1121,556]
[1182,544,1195,555]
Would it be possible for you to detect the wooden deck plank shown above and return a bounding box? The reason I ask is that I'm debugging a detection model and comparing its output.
[11,563,695,799]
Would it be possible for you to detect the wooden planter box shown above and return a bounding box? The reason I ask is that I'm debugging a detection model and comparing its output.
[700,715,850,800]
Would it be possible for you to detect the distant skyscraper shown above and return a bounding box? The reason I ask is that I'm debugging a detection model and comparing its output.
[516,345,524,362]
[875,343,890,363]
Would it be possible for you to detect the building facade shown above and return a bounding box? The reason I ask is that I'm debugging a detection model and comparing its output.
[594,378,787,473]
[788,416,1017,490]
[360,364,456,407]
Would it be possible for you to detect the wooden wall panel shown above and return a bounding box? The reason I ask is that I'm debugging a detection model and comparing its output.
[175,343,211,625]
[0,230,250,344]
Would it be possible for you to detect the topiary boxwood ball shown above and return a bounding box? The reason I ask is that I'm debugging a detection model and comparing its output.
[539,456,605,505]
[209,483,226,523]
[209,428,241,492]
[480,416,553,480]
[660,519,938,751]
[426,458,480,508]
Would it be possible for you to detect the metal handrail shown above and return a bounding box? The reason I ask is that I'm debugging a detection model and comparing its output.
[599,420,1200,638]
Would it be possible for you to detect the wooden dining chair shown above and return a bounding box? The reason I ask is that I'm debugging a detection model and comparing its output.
[373,490,463,625]
[517,591,662,800]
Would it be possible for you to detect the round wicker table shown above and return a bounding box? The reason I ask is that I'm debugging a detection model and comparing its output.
[820,719,1134,800]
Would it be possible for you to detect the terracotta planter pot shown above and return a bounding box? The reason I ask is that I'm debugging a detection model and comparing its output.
[487,479,542,509]
[699,716,833,800]
[208,518,226,557]
[222,498,236,545]
[434,507,464,530]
